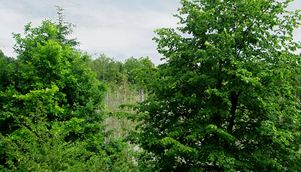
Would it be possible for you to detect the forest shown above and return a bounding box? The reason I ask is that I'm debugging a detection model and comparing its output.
[1,0,301,171]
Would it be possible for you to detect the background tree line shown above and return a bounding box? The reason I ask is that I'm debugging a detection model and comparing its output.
[89,55,156,111]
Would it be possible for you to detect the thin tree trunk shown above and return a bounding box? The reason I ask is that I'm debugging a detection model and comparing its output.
[139,88,145,102]
[228,92,238,133]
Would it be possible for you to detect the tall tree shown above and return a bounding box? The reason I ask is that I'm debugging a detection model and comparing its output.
[0,17,108,170]
[137,0,301,171]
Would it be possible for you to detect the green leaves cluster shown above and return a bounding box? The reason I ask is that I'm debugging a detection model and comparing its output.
[0,19,136,171]
[89,55,156,88]
[137,0,301,171]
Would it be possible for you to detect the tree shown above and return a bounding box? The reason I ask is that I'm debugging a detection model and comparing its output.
[12,20,105,122]
[89,54,125,84]
[0,16,110,170]
[124,57,156,101]
[0,50,13,90]
[137,0,301,171]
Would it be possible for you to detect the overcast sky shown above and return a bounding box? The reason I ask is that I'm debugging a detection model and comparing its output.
[0,0,301,64]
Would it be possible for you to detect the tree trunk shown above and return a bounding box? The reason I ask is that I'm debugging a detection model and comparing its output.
[228,92,238,133]
[139,88,145,102]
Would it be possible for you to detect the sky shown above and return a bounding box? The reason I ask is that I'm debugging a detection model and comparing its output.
[0,0,301,64]
[0,0,180,64]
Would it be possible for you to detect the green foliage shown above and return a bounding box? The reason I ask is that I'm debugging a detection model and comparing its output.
[89,54,125,84]
[0,15,136,171]
[0,51,13,90]
[89,55,156,111]
[0,118,116,171]
[12,21,105,121]
[124,57,156,88]
[137,0,301,171]
[89,55,156,90]
[3,1,301,171]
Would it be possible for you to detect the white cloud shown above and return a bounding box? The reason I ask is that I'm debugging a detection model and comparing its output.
[0,7,25,56]
[1,0,301,64]
[0,0,179,63]
[67,2,179,63]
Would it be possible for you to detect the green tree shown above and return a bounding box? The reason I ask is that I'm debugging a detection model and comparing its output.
[0,15,140,170]
[137,0,301,171]
[124,57,155,87]
[0,50,14,90]
[0,18,110,170]
[12,20,105,123]
[90,54,125,84]
[124,57,156,101]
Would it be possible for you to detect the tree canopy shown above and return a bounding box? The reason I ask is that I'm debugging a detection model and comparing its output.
[0,18,134,171]
[137,0,301,171]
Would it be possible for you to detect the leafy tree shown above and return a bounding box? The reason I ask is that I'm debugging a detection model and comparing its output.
[0,17,111,170]
[90,54,125,84]
[124,57,156,101]
[0,51,14,90]
[137,0,301,171]
[12,20,105,123]
[124,57,155,87]
[0,14,141,170]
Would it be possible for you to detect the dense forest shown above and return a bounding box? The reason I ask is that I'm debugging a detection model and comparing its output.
[1,0,301,171]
